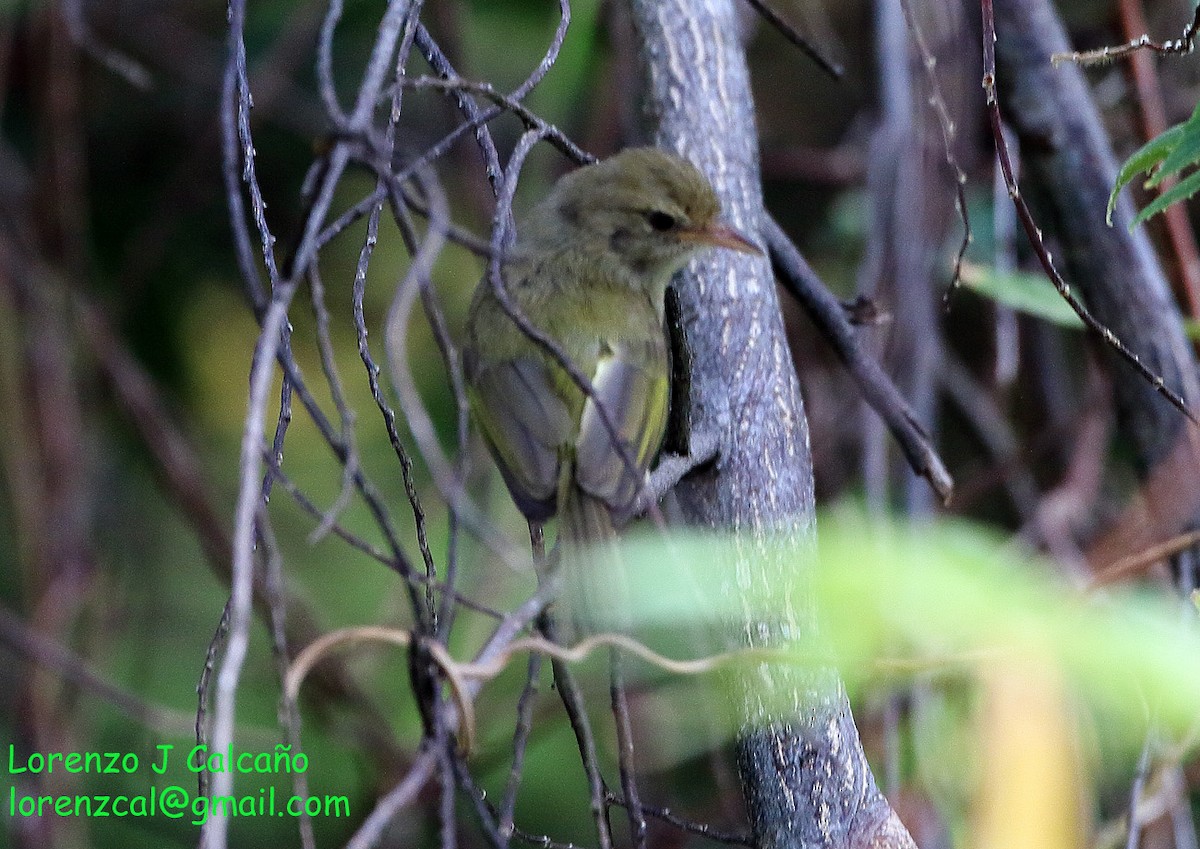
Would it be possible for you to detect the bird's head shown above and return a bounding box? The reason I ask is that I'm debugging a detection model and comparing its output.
[528,147,760,288]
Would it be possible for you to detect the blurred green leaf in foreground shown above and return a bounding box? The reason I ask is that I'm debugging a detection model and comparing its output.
[543,509,1199,844]
[608,510,1197,733]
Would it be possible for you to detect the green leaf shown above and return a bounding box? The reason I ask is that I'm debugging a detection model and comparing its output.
[1110,101,1200,226]
[958,264,1084,329]
[1131,165,1200,228]
[1108,123,1184,224]
[604,510,1200,759]
[1145,100,1200,189]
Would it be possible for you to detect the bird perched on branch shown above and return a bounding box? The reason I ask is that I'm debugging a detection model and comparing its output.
[464,147,758,628]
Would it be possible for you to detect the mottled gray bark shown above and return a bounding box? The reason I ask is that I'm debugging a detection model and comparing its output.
[626,2,915,846]
[994,0,1200,575]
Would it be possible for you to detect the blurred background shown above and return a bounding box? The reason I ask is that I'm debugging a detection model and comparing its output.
[3,0,1200,847]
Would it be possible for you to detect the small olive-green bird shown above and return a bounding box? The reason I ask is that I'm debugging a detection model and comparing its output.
[464,147,757,621]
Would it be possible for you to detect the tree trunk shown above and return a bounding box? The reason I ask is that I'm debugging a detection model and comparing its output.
[627,2,916,846]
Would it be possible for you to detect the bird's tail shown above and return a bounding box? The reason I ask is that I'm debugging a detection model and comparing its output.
[558,485,629,639]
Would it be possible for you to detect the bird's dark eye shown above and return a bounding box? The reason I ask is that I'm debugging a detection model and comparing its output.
[646,210,678,232]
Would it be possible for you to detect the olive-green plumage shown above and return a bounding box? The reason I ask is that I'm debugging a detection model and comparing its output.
[464,147,757,626]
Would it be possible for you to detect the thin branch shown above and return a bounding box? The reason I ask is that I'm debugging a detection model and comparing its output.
[263,178,522,568]
[406,11,588,196]
[344,745,439,849]
[514,0,572,100]
[220,13,266,309]
[1126,730,1154,849]
[1050,3,1200,67]
[739,0,843,79]
[349,180,437,628]
[604,790,754,846]
[60,0,153,89]
[498,654,542,845]
[382,165,459,625]
[210,6,424,843]
[0,605,191,735]
[437,717,460,849]
[404,77,592,165]
[454,753,583,849]
[764,215,954,503]
[546,619,615,849]
[896,0,971,303]
[1089,529,1200,591]
[266,460,507,619]
[205,283,295,849]
[315,0,347,124]
[610,650,648,849]
[257,510,316,849]
[413,23,504,196]
[272,339,426,577]
[304,266,361,544]
[288,175,523,570]
[262,344,294,504]
[315,179,491,257]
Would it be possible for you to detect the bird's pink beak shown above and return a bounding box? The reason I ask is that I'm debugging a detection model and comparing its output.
[681,222,762,255]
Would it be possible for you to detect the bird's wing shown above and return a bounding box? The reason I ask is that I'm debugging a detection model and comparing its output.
[573,336,669,514]
[468,356,575,521]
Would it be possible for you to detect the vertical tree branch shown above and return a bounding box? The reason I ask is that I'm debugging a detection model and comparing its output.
[626,1,915,846]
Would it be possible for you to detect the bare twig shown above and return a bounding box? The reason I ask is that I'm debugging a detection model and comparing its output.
[1050,3,1200,67]
[1126,731,1155,849]
[257,511,316,849]
[1089,529,1200,591]
[610,650,648,849]
[345,746,439,849]
[266,460,507,619]
[765,216,954,503]
[605,790,753,846]
[411,24,504,196]
[0,605,191,734]
[739,0,843,79]
[304,269,358,544]
[405,77,592,166]
[348,169,438,624]
[896,0,971,303]
[454,755,583,849]
[60,0,153,89]
[205,283,295,848]
[436,718,460,849]
[315,0,347,124]
[211,2,420,844]
[548,626,615,849]
[498,654,542,845]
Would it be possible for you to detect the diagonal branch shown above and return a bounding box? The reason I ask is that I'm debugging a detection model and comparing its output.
[765,215,954,504]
